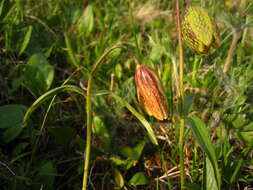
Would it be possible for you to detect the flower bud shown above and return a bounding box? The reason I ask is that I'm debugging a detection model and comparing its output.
[182,6,221,55]
[135,65,168,120]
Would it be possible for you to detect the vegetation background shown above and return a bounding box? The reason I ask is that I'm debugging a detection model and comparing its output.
[0,0,253,189]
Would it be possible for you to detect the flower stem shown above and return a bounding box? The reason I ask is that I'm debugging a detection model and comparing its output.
[175,0,185,189]
[223,28,241,73]
[82,44,125,190]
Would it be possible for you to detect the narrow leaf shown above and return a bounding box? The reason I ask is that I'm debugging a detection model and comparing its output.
[110,93,158,145]
[77,5,94,37]
[22,85,85,128]
[18,25,32,56]
[64,33,79,68]
[205,156,219,190]
[114,169,124,189]
[187,116,220,189]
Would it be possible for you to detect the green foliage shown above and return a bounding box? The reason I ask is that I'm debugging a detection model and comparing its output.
[110,141,146,171]
[18,25,33,56]
[1,0,253,189]
[23,53,54,95]
[77,5,94,37]
[0,104,27,143]
[205,156,219,190]
[48,126,77,146]
[188,116,221,189]
[129,172,148,186]
[0,104,27,129]
[35,161,57,190]
[92,115,111,151]
[113,169,124,189]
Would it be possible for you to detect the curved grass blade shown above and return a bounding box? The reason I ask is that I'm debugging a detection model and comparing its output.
[110,92,158,145]
[22,85,85,128]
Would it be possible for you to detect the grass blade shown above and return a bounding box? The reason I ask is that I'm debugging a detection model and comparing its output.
[18,25,32,56]
[110,92,158,145]
[22,85,85,127]
[205,156,219,190]
[64,33,79,68]
[187,116,221,189]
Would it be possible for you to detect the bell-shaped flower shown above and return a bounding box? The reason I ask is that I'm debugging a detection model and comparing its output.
[135,65,168,120]
[182,6,221,55]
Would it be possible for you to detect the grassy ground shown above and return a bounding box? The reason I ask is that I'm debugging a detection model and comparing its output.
[0,0,253,189]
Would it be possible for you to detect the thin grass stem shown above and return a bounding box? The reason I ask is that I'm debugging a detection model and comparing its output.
[82,44,125,190]
[175,0,185,189]
[30,68,82,165]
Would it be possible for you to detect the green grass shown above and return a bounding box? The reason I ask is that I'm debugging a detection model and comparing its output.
[0,0,253,189]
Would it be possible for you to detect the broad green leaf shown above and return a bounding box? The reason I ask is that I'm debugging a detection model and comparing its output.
[120,141,145,161]
[92,116,111,150]
[148,35,165,61]
[18,25,32,56]
[48,126,76,146]
[110,93,158,145]
[36,161,57,190]
[1,124,23,144]
[0,104,27,128]
[117,141,146,170]
[77,5,94,37]
[150,45,164,61]
[129,172,148,186]
[205,156,219,190]
[114,169,124,189]
[0,104,27,143]
[187,116,220,189]
[24,53,54,95]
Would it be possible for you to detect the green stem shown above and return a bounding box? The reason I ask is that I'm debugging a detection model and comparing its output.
[179,117,185,189]
[82,44,125,190]
[30,68,82,165]
[175,0,185,189]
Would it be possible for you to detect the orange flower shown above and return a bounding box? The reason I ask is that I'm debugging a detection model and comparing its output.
[135,65,168,120]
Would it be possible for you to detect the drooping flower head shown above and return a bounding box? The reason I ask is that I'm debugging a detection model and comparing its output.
[182,6,221,55]
[135,65,168,120]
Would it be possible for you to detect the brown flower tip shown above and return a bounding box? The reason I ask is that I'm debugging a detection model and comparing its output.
[135,65,168,120]
[182,6,221,55]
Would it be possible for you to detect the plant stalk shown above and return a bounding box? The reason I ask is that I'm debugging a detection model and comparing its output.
[175,0,185,189]
[82,44,125,190]
[223,28,241,73]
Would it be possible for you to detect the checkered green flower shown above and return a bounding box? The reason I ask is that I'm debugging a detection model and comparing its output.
[182,6,221,55]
